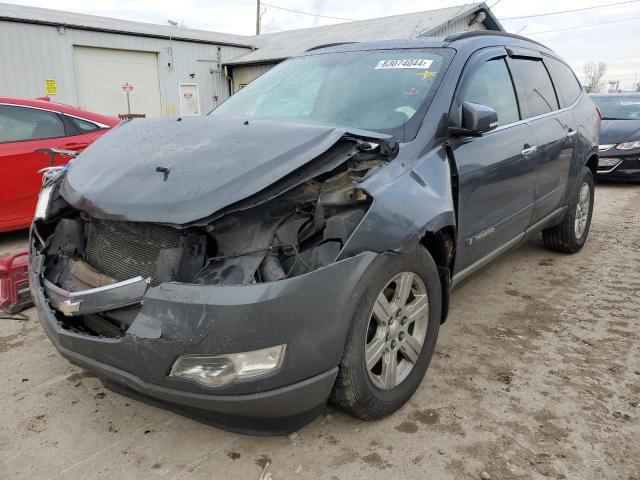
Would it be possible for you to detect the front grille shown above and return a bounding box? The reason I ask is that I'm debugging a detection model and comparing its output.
[85,218,181,286]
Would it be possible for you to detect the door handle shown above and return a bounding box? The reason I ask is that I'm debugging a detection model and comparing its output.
[567,130,577,138]
[521,145,537,156]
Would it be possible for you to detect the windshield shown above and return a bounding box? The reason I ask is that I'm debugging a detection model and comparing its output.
[213,48,452,142]
[591,95,640,120]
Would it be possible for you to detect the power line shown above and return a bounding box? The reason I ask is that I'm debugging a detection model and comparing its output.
[526,14,640,34]
[499,0,640,20]
[261,2,354,21]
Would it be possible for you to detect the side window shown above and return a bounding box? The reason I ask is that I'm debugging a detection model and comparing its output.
[544,57,582,107]
[510,58,559,117]
[0,105,65,143]
[68,116,101,133]
[461,58,520,127]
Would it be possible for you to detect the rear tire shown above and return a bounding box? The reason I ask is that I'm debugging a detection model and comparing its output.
[331,246,441,420]
[542,167,594,254]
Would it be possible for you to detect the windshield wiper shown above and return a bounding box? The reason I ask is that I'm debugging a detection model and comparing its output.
[601,116,631,120]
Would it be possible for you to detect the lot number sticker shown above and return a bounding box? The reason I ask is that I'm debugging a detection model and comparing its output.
[375,59,434,70]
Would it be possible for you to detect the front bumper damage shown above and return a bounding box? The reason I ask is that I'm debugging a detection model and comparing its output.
[30,248,382,434]
[43,275,148,316]
[29,120,405,434]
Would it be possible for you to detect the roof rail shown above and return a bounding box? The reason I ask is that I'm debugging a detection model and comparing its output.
[305,42,357,52]
[443,30,549,50]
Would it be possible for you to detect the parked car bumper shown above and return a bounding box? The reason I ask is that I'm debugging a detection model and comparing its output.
[597,155,640,180]
[30,249,382,434]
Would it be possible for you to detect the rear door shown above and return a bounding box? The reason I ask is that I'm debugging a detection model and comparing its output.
[60,114,109,152]
[0,105,70,230]
[507,50,575,223]
[544,56,587,190]
[449,47,537,273]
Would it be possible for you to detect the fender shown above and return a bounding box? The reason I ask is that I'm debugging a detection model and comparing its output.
[338,146,456,260]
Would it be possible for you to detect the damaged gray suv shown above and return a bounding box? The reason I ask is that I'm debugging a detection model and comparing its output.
[30,32,600,434]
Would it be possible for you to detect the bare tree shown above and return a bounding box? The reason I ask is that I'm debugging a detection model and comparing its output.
[583,62,608,93]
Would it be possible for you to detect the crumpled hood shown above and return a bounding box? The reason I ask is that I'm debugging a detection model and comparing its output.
[61,116,390,224]
[599,119,640,145]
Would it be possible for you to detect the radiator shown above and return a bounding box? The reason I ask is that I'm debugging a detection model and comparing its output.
[85,218,181,287]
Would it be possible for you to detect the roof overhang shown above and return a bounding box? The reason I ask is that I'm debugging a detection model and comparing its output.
[0,16,255,48]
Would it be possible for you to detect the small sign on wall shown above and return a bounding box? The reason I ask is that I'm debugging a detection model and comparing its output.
[45,79,57,95]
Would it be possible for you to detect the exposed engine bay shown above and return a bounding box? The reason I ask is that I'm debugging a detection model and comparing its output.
[33,133,396,336]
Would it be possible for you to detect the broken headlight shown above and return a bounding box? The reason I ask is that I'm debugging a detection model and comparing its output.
[169,344,286,387]
[34,184,55,221]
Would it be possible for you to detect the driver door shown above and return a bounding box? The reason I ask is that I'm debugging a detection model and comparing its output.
[448,47,538,275]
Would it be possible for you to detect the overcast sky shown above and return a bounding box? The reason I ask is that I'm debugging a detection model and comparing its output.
[5,0,640,90]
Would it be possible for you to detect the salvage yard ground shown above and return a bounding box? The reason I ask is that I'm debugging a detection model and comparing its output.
[0,183,638,480]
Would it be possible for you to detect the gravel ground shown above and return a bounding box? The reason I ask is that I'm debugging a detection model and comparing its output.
[0,183,638,480]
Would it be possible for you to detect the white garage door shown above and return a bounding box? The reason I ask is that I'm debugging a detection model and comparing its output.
[73,46,162,117]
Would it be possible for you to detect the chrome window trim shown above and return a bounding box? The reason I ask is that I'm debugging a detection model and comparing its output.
[0,102,111,129]
[481,79,584,135]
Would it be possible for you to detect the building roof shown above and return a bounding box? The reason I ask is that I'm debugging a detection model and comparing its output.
[0,2,255,48]
[0,2,503,65]
[227,3,503,66]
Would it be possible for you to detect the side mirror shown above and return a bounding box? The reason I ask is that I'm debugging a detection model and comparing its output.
[450,101,498,137]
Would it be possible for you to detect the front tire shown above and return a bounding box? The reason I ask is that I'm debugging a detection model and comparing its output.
[331,246,441,420]
[542,167,594,253]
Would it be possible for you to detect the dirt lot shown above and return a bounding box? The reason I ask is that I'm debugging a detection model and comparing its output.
[0,183,638,480]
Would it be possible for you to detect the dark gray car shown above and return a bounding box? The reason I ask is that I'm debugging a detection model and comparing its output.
[29,32,600,434]
[590,93,640,180]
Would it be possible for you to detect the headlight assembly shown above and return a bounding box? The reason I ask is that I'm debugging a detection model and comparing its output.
[33,184,55,221]
[616,140,640,150]
[169,344,287,387]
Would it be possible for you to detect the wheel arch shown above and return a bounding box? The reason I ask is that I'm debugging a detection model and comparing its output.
[585,154,598,180]
[419,225,456,323]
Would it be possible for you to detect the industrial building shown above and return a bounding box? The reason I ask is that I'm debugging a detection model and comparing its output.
[0,2,503,118]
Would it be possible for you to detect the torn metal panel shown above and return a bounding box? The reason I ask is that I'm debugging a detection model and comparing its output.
[338,145,456,259]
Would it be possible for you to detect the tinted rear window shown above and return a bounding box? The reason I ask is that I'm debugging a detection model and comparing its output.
[68,116,101,133]
[510,58,559,118]
[545,57,582,107]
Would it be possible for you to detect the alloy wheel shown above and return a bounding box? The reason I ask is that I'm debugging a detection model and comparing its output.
[364,272,429,390]
[574,181,591,239]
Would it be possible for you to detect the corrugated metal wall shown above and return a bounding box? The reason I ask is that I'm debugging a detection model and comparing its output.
[0,20,250,116]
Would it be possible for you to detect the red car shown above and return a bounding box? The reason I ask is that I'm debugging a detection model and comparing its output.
[0,97,118,232]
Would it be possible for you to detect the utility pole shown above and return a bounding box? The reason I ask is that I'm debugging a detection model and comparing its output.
[256,0,261,34]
